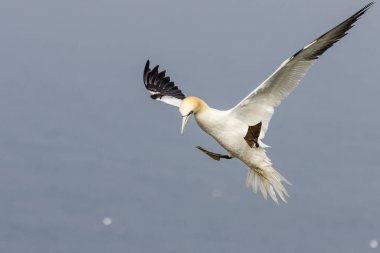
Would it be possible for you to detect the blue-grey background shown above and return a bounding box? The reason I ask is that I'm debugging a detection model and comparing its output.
[0,0,379,252]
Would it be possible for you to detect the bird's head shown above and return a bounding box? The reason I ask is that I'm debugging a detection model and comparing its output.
[179,96,206,135]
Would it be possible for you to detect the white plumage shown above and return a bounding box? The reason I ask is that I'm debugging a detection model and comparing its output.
[142,3,373,204]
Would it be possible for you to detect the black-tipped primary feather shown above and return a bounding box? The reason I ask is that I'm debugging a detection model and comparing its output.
[291,1,374,61]
[230,2,373,139]
[143,60,186,107]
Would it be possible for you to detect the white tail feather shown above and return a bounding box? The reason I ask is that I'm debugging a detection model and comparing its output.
[246,166,291,204]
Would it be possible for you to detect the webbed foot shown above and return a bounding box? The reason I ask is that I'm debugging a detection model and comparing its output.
[244,122,262,148]
[196,146,233,161]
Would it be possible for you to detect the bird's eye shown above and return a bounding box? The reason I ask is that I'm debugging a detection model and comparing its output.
[182,111,193,117]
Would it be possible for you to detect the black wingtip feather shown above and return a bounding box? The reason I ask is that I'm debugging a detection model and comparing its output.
[149,65,159,84]
[290,2,374,61]
[142,61,186,100]
[143,60,151,84]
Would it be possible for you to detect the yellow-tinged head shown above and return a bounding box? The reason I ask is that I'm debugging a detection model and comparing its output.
[179,96,206,115]
[179,96,207,135]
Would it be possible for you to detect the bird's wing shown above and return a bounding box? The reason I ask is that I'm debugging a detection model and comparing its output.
[228,2,373,139]
[143,60,186,107]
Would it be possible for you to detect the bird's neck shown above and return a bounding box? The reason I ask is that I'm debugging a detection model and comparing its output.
[195,98,209,114]
[194,104,227,138]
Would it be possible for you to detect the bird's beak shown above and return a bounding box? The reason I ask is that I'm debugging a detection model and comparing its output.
[181,114,192,135]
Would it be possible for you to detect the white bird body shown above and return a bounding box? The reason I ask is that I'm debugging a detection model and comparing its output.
[195,106,261,158]
[184,97,290,202]
[142,3,373,204]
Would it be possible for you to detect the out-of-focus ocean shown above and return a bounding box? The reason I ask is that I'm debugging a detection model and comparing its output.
[0,1,379,252]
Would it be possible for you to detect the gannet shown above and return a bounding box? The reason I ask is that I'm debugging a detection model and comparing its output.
[142,3,373,204]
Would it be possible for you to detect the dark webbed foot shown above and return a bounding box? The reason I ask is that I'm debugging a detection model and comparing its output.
[196,146,233,161]
[244,122,262,148]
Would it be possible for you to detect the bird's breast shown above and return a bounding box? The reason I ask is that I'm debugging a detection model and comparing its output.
[195,109,248,155]
[194,109,228,136]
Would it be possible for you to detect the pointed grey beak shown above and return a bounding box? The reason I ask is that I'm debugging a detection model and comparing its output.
[181,114,192,135]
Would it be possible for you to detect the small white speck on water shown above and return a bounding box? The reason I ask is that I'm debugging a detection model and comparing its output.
[102,217,112,226]
[211,189,223,198]
[369,240,378,249]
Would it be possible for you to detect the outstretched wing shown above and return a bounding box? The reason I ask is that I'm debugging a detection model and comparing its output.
[143,60,186,107]
[228,2,373,139]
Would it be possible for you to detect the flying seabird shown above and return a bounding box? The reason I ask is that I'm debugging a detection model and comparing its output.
[142,3,373,204]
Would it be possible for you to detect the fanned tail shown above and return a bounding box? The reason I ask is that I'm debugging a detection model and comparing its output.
[245,165,291,204]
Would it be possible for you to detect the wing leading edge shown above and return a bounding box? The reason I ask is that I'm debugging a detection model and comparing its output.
[229,2,374,139]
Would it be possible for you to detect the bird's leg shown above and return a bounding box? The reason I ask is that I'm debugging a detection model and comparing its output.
[196,146,233,161]
[244,122,262,148]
